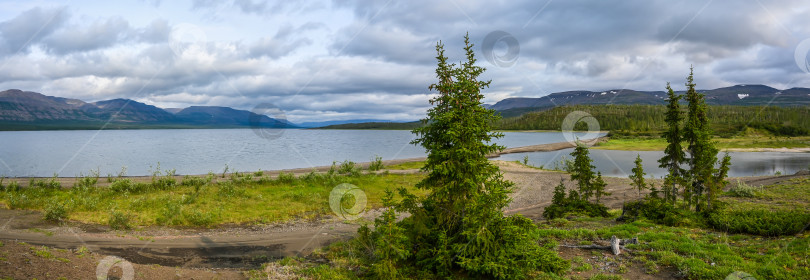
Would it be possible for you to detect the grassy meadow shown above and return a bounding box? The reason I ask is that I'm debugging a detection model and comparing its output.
[0,161,426,228]
[244,178,810,280]
[593,134,810,151]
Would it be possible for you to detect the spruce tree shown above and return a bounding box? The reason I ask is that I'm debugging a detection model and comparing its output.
[399,34,567,279]
[658,82,686,203]
[682,67,719,212]
[551,177,567,206]
[569,142,596,201]
[708,153,731,210]
[629,154,647,197]
[592,172,609,204]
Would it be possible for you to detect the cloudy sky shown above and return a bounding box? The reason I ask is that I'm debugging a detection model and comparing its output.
[0,0,809,123]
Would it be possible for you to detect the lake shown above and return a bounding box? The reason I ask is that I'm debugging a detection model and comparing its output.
[493,148,810,178]
[1,129,808,178]
[0,129,597,177]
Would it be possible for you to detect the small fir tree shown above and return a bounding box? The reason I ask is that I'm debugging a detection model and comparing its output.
[629,154,647,197]
[592,172,610,204]
[569,141,596,201]
[658,82,686,203]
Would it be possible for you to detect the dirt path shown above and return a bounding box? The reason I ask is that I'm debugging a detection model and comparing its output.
[1,159,804,276]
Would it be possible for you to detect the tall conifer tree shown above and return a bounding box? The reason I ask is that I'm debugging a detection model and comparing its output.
[658,82,686,203]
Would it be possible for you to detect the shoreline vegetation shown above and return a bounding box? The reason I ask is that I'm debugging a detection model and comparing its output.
[594,135,810,152]
[0,159,429,227]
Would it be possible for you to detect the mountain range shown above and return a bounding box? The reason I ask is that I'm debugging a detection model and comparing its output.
[0,89,298,130]
[1,84,809,130]
[490,84,810,117]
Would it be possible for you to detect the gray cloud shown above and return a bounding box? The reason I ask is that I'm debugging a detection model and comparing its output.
[233,0,268,15]
[249,23,322,58]
[136,19,171,44]
[0,6,70,56]
[42,17,131,54]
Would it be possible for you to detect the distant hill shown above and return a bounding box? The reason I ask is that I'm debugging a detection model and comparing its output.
[317,121,421,130]
[173,106,295,128]
[316,84,810,129]
[489,85,810,112]
[0,89,298,130]
[298,119,397,128]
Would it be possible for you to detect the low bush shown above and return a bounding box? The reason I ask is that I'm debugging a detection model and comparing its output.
[229,172,254,185]
[109,179,150,194]
[156,200,182,226]
[543,199,610,220]
[74,170,99,189]
[726,181,760,198]
[6,192,29,209]
[151,177,176,191]
[708,208,810,236]
[217,181,245,198]
[108,210,132,230]
[180,175,208,188]
[183,209,216,227]
[276,172,296,183]
[44,201,68,222]
[5,181,20,192]
[616,198,700,227]
[31,176,61,190]
[337,160,360,176]
[368,155,384,171]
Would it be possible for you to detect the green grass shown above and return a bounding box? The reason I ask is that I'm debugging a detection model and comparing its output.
[532,218,810,279]
[708,178,810,236]
[722,178,810,213]
[0,171,425,227]
[257,214,808,279]
[385,160,425,170]
[592,138,668,151]
[245,176,810,279]
[593,135,810,151]
[715,136,810,149]
[31,246,54,259]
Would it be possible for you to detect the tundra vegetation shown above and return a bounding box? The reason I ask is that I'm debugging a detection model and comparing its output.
[2,39,809,280]
[0,163,425,227]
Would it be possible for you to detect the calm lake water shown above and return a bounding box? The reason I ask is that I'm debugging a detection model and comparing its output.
[493,149,810,178]
[2,129,808,178]
[0,129,597,177]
